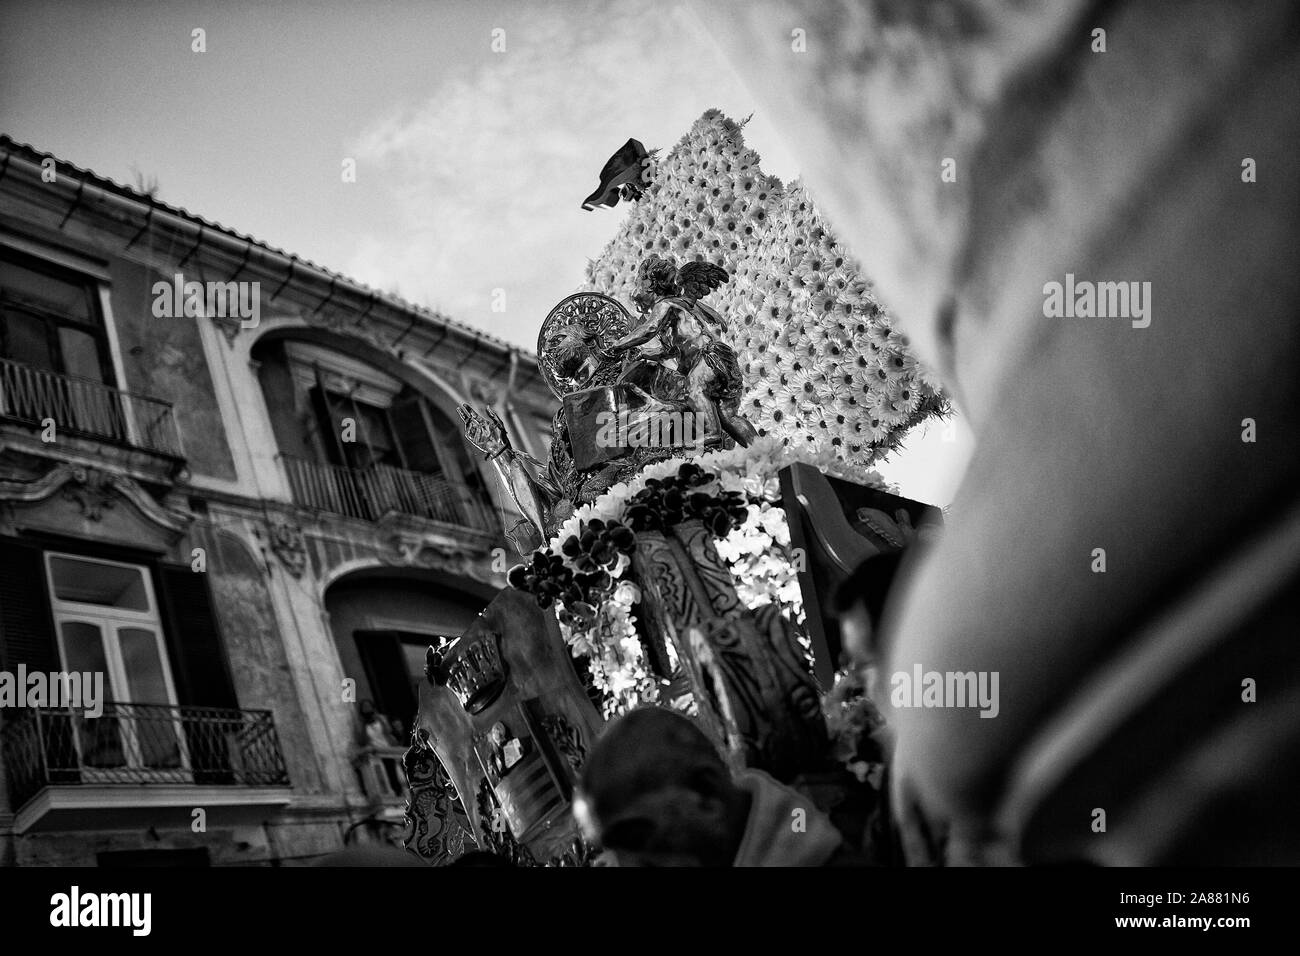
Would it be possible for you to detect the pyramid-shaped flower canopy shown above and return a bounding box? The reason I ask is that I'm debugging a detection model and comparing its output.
[582,110,948,469]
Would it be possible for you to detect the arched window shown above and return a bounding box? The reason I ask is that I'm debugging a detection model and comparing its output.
[254,338,491,528]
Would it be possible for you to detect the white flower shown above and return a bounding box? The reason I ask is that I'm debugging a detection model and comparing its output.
[811,290,840,319]
[867,417,893,442]
[867,321,893,349]
[894,383,922,416]
[825,321,853,349]
[714,536,743,563]
[613,580,641,606]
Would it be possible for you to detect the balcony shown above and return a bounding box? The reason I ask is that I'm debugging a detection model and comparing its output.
[283,455,499,534]
[1,703,292,832]
[0,357,184,460]
[353,744,408,812]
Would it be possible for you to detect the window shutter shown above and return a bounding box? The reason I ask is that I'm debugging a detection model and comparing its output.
[0,540,78,788]
[308,384,346,466]
[156,565,239,784]
[156,565,238,710]
[0,539,59,673]
[389,396,442,474]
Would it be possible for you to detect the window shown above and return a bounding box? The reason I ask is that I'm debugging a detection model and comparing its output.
[0,249,113,384]
[355,629,460,738]
[45,552,185,774]
[266,342,495,526]
[314,388,403,470]
[309,381,486,495]
[0,249,126,444]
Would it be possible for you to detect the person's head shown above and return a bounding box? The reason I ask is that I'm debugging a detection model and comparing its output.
[834,550,906,666]
[359,699,377,720]
[575,707,750,867]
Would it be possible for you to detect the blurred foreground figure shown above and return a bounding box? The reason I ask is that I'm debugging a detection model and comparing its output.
[695,0,1300,864]
[576,708,854,866]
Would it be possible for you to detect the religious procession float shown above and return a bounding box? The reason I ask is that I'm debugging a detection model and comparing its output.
[401,111,948,865]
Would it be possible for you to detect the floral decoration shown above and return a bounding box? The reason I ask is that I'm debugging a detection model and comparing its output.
[510,437,893,716]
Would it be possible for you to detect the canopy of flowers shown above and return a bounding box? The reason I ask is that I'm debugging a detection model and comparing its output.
[582,109,948,468]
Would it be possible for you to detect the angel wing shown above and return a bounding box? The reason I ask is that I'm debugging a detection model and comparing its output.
[677,261,729,302]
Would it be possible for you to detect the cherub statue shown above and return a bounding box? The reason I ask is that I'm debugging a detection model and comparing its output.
[608,255,758,447]
[458,404,567,552]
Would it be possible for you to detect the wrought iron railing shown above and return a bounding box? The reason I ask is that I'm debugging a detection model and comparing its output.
[0,358,184,458]
[0,703,289,810]
[282,455,498,533]
[353,744,409,805]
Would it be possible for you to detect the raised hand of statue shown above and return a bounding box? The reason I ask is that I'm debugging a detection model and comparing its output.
[458,404,510,459]
[460,402,559,553]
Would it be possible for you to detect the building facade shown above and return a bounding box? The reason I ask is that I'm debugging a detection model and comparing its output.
[0,136,556,866]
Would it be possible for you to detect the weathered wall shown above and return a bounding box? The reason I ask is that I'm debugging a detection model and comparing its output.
[199,524,327,794]
[108,257,238,480]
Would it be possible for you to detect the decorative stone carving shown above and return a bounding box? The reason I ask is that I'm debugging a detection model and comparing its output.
[61,467,117,521]
[0,462,190,542]
[266,520,307,578]
[370,524,500,593]
[211,314,244,345]
[390,531,426,566]
[385,528,474,574]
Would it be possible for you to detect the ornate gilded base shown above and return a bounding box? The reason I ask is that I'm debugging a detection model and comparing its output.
[633,519,829,781]
[403,588,605,866]
[401,742,475,864]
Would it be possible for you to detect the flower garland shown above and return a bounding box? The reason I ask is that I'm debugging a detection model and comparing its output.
[510,437,893,716]
[582,109,949,469]
[823,665,888,786]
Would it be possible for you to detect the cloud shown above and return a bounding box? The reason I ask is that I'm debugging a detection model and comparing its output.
[342,0,796,351]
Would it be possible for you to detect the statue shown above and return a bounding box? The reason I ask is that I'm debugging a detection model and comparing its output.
[461,252,758,553]
[610,255,758,448]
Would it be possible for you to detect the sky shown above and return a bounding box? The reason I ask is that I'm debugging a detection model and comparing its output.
[0,0,973,504]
